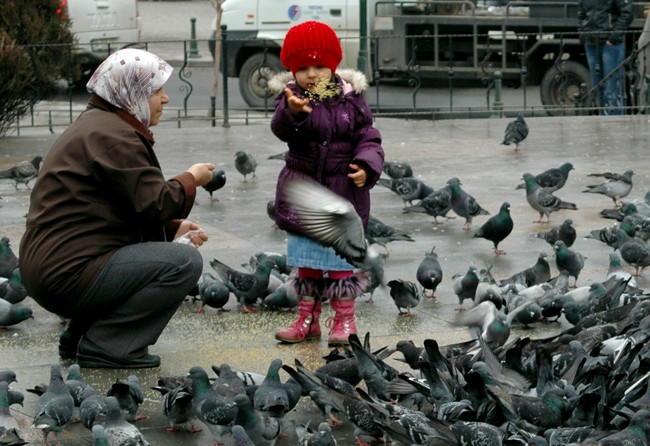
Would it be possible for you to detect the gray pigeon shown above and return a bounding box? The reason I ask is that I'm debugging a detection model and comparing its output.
[0,381,26,446]
[106,375,145,422]
[233,394,283,446]
[202,169,226,202]
[446,177,489,230]
[0,298,33,328]
[501,113,528,151]
[365,215,414,252]
[516,162,574,193]
[211,363,247,400]
[79,389,109,430]
[536,218,576,247]
[0,156,42,190]
[387,279,421,316]
[0,238,18,280]
[253,358,290,418]
[0,269,26,305]
[405,186,453,224]
[553,240,585,287]
[91,424,108,446]
[231,424,255,446]
[188,366,237,444]
[377,177,434,209]
[383,161,413,179]
[150,380,195,432]
[614,228,650,276]
[234,151,257,182]
[197,272,231,313]
[32,364,74,446]
[521,173,577,223]
[583,169,634,206]
[210,258,273,312]
[103,396,149,446]
[452,265,479,310]
[416,246,443,298]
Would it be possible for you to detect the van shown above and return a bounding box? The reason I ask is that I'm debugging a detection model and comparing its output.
[59,0,141,84]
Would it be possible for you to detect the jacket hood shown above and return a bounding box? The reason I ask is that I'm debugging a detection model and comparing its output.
[268,68,369,95]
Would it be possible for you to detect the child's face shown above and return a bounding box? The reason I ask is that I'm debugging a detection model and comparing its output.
[294,66,333,93]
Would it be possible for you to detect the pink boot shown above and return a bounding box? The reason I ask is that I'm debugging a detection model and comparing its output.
[275,299,321,343]
[326,299,357,345]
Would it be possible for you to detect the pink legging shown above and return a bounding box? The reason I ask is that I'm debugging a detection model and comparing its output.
[297,267,352,280]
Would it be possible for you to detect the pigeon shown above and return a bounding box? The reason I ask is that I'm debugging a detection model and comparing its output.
[614,228,650,276]
[387,279,421,316]
[377,177,434,209]
[403,185,453,224]
[211,363,247,400]
[606,251,637,289]
[452,265,479,310]
[282,178,383,278]
[501,113,528,151]
[187,366,237,444]
[0,156,42,190]
[456,301,512,347]
[592,409,650,445]
[416,246,443,298]
[79,390,109,430]
[91,424,108,446]
[0,298,33,328]
[499,252,551,287]
[64,364,89,407]
[446,177,489,229]
[365,215,414,252]
[536,218,576,247]
[234,150,257,182]
[102,396,149,446]
[210,258,274,312]
[382,161,413,179]
[202,168,226,202]
[106,375,145,422]
[473,202,514,255]
[197,272,231,313]
[583,169,634,206]
[0,381,26,446]
[0,238,18,280]
[231,424,255,446]
[32,364,74,446]
[253,358,290,418]
[233,394,283,446]
[303,422,338,446]
[521,172,577,223]
[150,380,196,432]
[263,281,299,311]
[516,162,574,193]
[553,240,585,287]
[0,269,27,305]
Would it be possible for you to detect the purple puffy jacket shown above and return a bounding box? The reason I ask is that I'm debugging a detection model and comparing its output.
[269,69,384,236]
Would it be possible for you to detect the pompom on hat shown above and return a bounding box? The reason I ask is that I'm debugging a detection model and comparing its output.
[280,21,343,74]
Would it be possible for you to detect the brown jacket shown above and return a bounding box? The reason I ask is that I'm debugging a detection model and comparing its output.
[19,95,196,314]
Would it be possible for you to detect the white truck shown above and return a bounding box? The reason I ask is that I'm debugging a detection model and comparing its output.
[220,0,648,114]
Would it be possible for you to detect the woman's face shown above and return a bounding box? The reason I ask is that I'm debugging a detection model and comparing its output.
[148,87,170,126]
[294,66,333,93]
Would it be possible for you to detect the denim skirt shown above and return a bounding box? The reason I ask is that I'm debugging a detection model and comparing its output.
[287,233,355,271]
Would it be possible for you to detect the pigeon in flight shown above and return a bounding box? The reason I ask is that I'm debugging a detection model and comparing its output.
[0,156,42,190]
[202,169,226,202]
[521,173,577,223]
[234,151,257,182]
[473,202,514,255]
[583,170,634,207]
[501,114,528,151]
[383,161,413,179]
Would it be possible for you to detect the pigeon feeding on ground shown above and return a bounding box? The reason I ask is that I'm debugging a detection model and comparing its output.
[188,366,237,444]
[102,396,149,446]
[382,160,413,179]
[521,173,577,223]
[0,237,19,279]
[553,240,585,287]
[387,279,421,316]
[377,177,433,209]
[106,375,145,422]
[473,202,514,255]
[32,364,74,446]
[501,113,528,151]
[365,215,414,253]
[516,162,574,193]
[210,258,274,312]
[405,186,453,224]
[197,272,231,313]
[536,218,576,247]
[0,156,42,190]
[446,177,489,230]
[583,169,634,207]
[0,269,27,304]
[234,151,257,182]
[416,246,443,298]
[613,228,650,276]
[0,297,33,328]
[202,169,226,202]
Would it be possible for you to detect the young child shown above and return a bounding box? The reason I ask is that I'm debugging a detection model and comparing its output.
[269,21,385,345]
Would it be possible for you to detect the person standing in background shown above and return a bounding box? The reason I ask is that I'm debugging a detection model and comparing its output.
[578,0,633,114]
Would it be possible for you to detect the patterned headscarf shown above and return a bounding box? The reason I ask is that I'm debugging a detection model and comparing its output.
[86,48,173,128]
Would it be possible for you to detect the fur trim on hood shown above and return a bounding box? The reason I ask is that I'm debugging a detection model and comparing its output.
[268,68,369,95]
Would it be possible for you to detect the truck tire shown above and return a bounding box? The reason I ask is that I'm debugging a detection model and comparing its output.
[540,61,591,116]
[239,53,284,108]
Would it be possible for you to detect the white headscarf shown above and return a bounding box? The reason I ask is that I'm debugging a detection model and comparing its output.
[86,48,173,128]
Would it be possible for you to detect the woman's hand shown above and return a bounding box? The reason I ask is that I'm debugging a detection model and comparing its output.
[348,164,367,188]
[187,163,215,186]
[285,88,312,114]
[174,220,208,247]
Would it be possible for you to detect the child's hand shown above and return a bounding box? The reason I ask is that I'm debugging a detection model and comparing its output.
[348,164,367,188]
[285,88,312,114]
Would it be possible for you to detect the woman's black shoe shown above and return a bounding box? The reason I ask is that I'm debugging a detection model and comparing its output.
[77,338,160,369]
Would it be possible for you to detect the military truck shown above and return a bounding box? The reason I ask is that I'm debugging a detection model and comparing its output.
[220,0,648,114]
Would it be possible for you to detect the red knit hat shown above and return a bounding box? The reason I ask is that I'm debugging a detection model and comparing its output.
[280,21,343,74]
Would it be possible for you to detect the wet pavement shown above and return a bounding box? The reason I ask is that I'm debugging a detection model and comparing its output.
[0,113,649,444]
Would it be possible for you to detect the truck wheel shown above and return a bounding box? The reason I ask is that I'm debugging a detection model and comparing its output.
[239,53,284,108]
[540,61,590,116]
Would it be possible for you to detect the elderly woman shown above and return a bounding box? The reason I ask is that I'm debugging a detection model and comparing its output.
[19,49,215,368]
